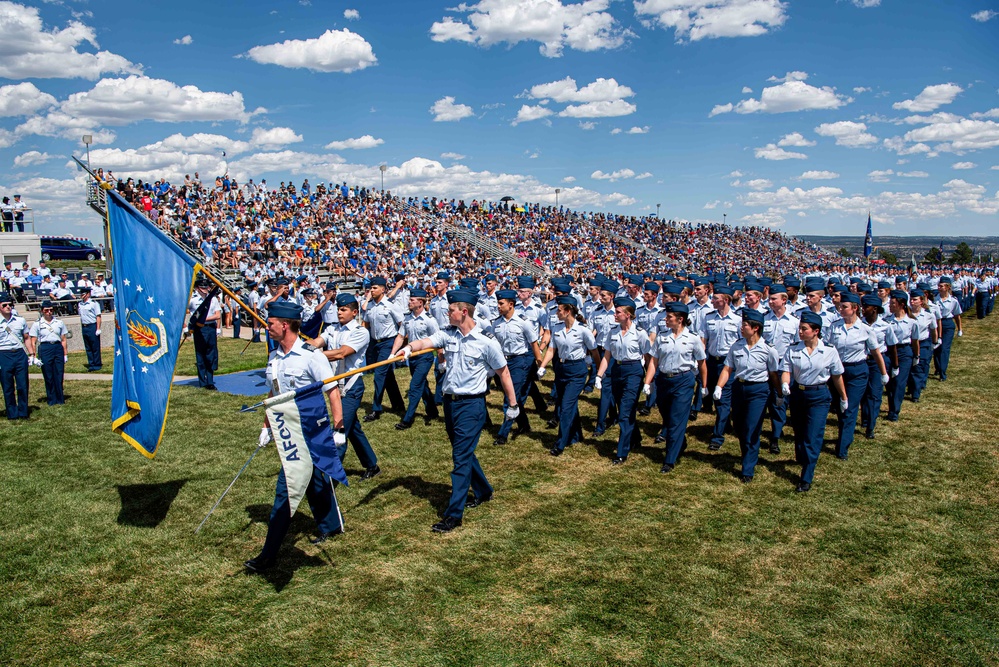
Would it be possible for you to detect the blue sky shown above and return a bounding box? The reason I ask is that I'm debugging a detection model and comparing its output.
[1,0,997,242]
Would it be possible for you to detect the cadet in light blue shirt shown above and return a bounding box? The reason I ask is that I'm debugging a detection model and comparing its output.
[489,289,542,444]
[362,276,405,420]
[0,292,32,419]
[29,300,69,405]
[391,289,441,431]
[699,286,742,450]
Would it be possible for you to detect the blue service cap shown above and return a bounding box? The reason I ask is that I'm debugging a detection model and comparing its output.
[742,309,765,325]
[890,289,909,302]
[447,289,478,305]
[268,301,303,319]
[555,295,576,307]
[627,273,644,285]
[714,285,734,296]
[832,284,848,293]
[552,281,571,294]
[643,282,660,293]
[769,284,787,295]
[760,277,773,287]
[664,301,689,315]
[800,311,823,328]
[694,277,712,287]
[664,282,685,295]
[517,276,535,289]
[895,276,908,284]
[938,276,953,284]
[459,277,479,290]
[729,282,745,292]
[909,288,925,298]
[435,271,451,281]
[916,282,930,291]
[0,292,10,304]
[857,282,873,293]
[840,292,861,305]
[744,282,764,293]
[40,299,53,309]
[296,274,308,283]
[877,280,892,289]
[325,281,337,291]
[784,276,801,288]
[804,278,826,293]
[861,295,884,312]
[653,273,667,282]
[301,288,316,296]
[335,293,358,308]
[495,289,517,301]
[593,272,606,283]
[410,288,429,299]
[613,297,636,309]
[484,273,498,282]
[601,279,620,293]
[370,276,388,287]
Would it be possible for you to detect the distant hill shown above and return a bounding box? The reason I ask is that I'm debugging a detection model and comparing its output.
[799,236,999,261]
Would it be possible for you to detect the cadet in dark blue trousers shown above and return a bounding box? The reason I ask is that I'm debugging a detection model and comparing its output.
[884,291,919,422]
[391,289,440,430]
[28,300,68,405]
[933,278,962,381]
[780,311,847,493]
[0,293,32,419]
[489,289,542,445]
[77,286,102,372]
[906,289,937,402]
[860,295,895,439]
[362,276,405,421]
[713,310,780,482]
[188,276,221,390]
[399,289,520,533]
[591,280,620,435]
[699,286,742,451]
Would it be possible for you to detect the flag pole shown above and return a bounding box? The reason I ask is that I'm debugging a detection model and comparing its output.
[195,441,267,534]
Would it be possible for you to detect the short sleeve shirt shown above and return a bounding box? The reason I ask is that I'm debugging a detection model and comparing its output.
[782,341,844,385]
[550,320,597,362]
[428,326,507,395]
[30,318,68,343]
[725,338,779,381]
[651,328,706,375]
[266,337,336,396]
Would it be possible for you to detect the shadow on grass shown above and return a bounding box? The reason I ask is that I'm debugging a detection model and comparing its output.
[683,449,743,479]
[243,504,331,591]
[354,475,452,516]
[116,479,188,527]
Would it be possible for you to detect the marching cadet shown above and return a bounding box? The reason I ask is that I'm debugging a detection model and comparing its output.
[430,272,451,407]
[310,293,381,480]
[643,301,707,473]
[390,288,440,431]
[933,277,962,381]
[712,310,780,482]
[537,296,599,457]
[826,293,888,460]
[699,285,741,452]
[317,281,339,334]
[595,297,651,465]
[860,295,894,439]
[188,277,221,390]
[780,311,847,492]
[884,290,919,423]
[488,289,542,445]
[245,301,348,573]
[635,281,663,416]
[397,288,521,533]
[514,275,550,415]
[77,286,103,372]
[29,300,68,405]
[0,292,32,419]
[906,288,938,403]
[362,276,405,421]
[591,279,619,434]
[762,284,799,453]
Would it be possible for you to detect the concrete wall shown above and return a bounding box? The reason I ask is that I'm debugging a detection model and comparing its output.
[1,234,42,266]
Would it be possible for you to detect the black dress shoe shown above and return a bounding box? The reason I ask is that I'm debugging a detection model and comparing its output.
[512,424,531,439]
[493,436,508,445]
[431,516,462,533]
[205,384,218,391]
[611,456,626,465]
[864,431,875,440]
[465,493,493,509]
[310,527,343,544]
[660,462,675,474]
[362,412,381,423]
[638,407,651,416]
[395,421,413,430]
[592,427,606,437]
[740,475,753,484]
[549,446,563,457]
[360,465,381,480]
[244,555,275,572]
[545,418,558,429]
[769,441,781,454]
[795,482,812,493]
[708,443,722,451]
[425,415,438,425]
[654,434,667,444]
[836,454,848,461]
[688,411,698,421]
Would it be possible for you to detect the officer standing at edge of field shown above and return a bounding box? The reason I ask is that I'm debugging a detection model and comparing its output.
[397,288,520,533]
[29,299,69,405]
[77,286,102,372]
[188,276,221,390]
[245,300,348,573]
[0,291,32,419]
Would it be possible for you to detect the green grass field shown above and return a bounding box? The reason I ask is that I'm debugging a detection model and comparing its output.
[2,319,997,666]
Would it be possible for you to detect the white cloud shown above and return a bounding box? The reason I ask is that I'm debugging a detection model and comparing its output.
[578,121,596,130]
[635,0,788,42]
[562,176,576,183]
[512,104,554,125]
[971,108,999,119]
[741,86,753,94]
[431,96,474,122]
[767,71,809,83]
[0,129,15,149]
[851,0,881,7]
[898,171,929,178]
[798,170,839,180]
[430,0,632,57]
[527,77,634,103]
[592,168,636,181]
[704,200,720,209]
[13,150,53,167]
[853,86,872,93]
[606,192,637,206]
[892,83,963,112]
[323,134,383,150]
[740,209,786,227]
[902,117,999,152]
[344,9,360,20]
[815,121,878,147]
[971,9,997,21]
[245,28,377,73]
[754,143,807,160]
[0,1,141,79]
[559,99,636,118]
[441,152,465,160]
[868,169,893,182]
[251,127,303,147]
[713,78,850,115]
[610,127,622,135]
[952,161,976,169]
[0,82,57,116]
[743,178,774,189]
[626,126,650,134]
[173,35,193,45]
[778,132,815,147]
[635,172,653,179]
[728,170,744,178]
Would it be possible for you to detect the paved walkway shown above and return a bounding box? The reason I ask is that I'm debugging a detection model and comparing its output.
[64,373,197,381]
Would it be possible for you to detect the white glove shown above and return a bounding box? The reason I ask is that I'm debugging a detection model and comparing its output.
[439,359,446,371]
[258,427,272,448]
[398,345,412,361]
[95,328,101,337]
[781,382,791,397]
[537,366,547,379]
[642,383,651,397]
[594,376,603,391]
[957,330,963,337]
[700,386,709,398]
[881,373,890,385]
[891,367,900,378]
[63,355,68,363]
[933,339,942,350]
[504,405,520,420]
[28,355,36,366]
[712,386,723,401]
[840,398,849,412]
[333,430,347,447]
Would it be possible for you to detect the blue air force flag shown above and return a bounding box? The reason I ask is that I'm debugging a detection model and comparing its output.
[264,381,349,515]
[864,213,873,259]
[107,189,198,458]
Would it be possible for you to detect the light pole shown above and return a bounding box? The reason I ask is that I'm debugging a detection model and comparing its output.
[379,164,386,193]
[656,203,660,218]
[555,188,560,207]
[723,213,727,226]
[82,134,92,170]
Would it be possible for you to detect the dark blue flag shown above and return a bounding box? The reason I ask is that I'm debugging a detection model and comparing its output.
[864,213,873,258]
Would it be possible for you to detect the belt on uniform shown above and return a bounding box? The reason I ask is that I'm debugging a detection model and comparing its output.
[659,369,692,378]
[736,378,767,385]
[709,355,725,363]
[40,341,61,345]
[617,360,642,367]
[505,352,530,360]
[560,358,586,365]
[796,383,827,391]
[843,360,866,367]
[444,392,487,402]
[373,336,394,343]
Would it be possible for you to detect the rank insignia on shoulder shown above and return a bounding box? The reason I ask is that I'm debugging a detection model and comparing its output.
[302,342,317,352]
